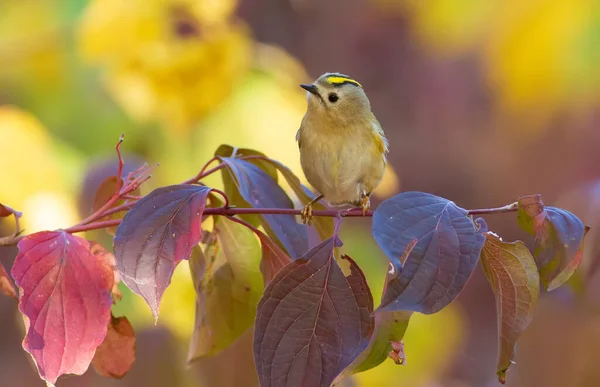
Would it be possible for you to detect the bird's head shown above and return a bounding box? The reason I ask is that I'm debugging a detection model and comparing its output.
[300,72,371,124]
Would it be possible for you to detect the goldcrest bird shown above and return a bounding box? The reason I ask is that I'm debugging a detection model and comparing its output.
[296,72,389,224]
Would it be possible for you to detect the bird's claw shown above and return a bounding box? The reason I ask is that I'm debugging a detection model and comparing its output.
[361,195,370,216]
[301,204,313,225]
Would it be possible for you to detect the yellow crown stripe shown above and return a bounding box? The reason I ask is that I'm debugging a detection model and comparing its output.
[326,76,362,88]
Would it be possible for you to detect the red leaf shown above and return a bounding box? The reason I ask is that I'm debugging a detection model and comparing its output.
[0,263,17,300]
[92,314,136,379]
[114,184,213,319]
[11,231,114,385]
[257,229,293,285]
[254,239,374,387]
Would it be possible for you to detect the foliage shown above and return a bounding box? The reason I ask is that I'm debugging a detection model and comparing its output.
[0,135,589,386]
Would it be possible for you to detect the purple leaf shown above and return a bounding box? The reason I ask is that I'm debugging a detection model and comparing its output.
[11,231,114,385]
[220,157,308,258]
[372,191,487,314]
[114,184,212,319]
[517,195,587,290]
[254,239,374,387]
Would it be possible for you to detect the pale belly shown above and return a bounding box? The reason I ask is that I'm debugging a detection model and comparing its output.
[300,140,385,205]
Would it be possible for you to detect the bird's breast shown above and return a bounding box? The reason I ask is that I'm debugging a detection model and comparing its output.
[299,122,386,204]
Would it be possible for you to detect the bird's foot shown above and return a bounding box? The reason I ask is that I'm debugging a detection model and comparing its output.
[361,195,371,216]
[301,203,313,225]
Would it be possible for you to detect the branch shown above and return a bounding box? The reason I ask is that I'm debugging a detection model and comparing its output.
[0,199,520,247]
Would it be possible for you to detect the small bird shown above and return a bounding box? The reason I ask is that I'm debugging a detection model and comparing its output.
[296,72,389,224]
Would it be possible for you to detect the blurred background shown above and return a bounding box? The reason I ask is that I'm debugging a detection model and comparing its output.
[0,0,599,386]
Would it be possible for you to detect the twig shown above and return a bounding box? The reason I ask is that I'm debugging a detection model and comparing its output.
[97,202,135,219]
[182,155,270,184]
[63,220,122,234]
[467,202,518,216]
[115,134,125,192]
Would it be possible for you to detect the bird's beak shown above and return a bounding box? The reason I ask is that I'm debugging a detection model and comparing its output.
[300,84,319,95]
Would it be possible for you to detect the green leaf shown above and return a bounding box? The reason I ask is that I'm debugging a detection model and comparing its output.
[336,310,412,382]
[517,194,587,290]
[187,216,264,361]
[480,232,540,385]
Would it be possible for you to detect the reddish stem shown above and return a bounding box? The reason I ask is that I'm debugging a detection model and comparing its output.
[182,155,271,184]
[225,215,262,235]
[98,202,135,218]
[63,220,122,234]
[115,134,125,192]
[210,188,230,209]
[182,156,219,184]
[0,200,520,247]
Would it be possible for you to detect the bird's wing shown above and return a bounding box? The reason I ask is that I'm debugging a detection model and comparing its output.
[296,127,302,149]
[371,115,389,155]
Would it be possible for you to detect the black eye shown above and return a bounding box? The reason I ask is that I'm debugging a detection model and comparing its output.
[328,93,339,103]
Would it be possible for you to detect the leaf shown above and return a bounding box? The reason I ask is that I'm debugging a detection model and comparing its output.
[372,191,487,314]
[480,232,540,384]
[189,243,206,292]
[93,175,140,235]
[114,184,213,319]
[215,145,278,228]
[92,314,136,379]
[227,217,292,285]
[0,202,15,217]
[259,158,335,243]
[0,262,17,300]
[215,145,333,245]
[11,231,114,385]
[254,240,374,387]
[517,194,587,290]
[254,227,293,285]
[90,241,122,302]
[188,216,264,361]
[336,258,413,382]
[215,145,279,181]
[219,156,308,258]
[338,310,412,380]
